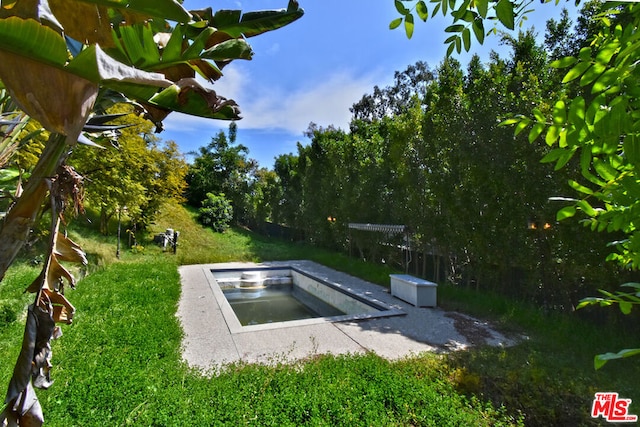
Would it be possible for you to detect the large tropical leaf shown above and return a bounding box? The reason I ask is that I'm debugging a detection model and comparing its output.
[0,16,67,67]
[58,0,190,38]
[208,0,304,39]
[82,0,191,22]
[0,49,98,137]
[109,22,254,82]
[147,78,240,120]
[0,2,304,128]
[0,0,190,22]
[0,17,173,136]
[66,44,171,87]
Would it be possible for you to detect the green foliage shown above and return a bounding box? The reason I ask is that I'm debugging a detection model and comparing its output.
[503,3,640,362]
[439,283,640,424]
[0,263,40,380]
[0,302,16,325]
[577,282,640,368]
[249,167,279,224]
[527,5,640,270]
[390,0,526,53]
[274,44,617,309]
[130,244,145,254]
[70,104,188,234]
[186,123,258,224]
[198,192,233,233]
[386,1,640,366]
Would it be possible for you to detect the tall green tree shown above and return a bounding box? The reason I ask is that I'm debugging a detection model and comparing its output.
[274,14,620,308]
[394,0,640,364]
[511,3,640,365]
[296,124,347,247]
[249,167,279,224]
[186,122,258,224]
[350,61,433,122]
[272,152,303,227]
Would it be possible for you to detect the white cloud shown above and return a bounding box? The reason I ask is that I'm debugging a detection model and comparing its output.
[161,64,383,138]
[209,66,245,103]
[265,43,280,56]
[222,66,381,133]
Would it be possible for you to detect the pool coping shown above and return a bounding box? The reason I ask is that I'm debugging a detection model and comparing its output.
[205,264,405,334]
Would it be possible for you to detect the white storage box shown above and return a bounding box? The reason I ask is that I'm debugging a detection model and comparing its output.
[389,274,437,307]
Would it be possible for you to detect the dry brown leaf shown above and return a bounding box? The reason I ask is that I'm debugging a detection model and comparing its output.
[46,255,75,291]
[25,253,75,294]
[24,269,45,294]
[1,304,53,427]
[53,233,87,265]
[48,0,113,47]
[43,288,75,324]
[0,50,98,138]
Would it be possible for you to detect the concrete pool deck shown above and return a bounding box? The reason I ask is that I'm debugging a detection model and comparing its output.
[177,261,515,370]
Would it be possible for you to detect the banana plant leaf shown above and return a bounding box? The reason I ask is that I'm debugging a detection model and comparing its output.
[0,16,249,125]
[76,0,301,84]
[0,18,170,134]
[147,78,240,120]
[0,1,304,127]
[0,16,68,68]
[107,22,252,83]
[206,0,303,39]
[84,113,129,125]
[0,0,190,26]
[82,0,191,22]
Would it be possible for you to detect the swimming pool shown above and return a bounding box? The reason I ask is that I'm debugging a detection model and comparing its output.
[223,284,345,325]
[207,264,404,333]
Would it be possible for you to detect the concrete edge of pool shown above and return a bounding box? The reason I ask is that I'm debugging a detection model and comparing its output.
[177,260,518,368]
[205,264,406,334]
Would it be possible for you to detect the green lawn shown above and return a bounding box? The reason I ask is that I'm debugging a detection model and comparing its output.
[1,202,638,426]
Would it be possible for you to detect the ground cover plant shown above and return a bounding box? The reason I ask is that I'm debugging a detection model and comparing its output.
[2,202,638,425]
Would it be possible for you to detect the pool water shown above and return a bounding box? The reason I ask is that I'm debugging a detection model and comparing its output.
[223,285,345,326]
[210,265,404,332]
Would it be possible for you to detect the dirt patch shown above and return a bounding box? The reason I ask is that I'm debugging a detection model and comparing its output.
[445,312,495,346]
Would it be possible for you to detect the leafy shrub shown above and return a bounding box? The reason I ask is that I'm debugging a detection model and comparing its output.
[198,192,233,232]
[130,244,145,254]
[0,302,16,325]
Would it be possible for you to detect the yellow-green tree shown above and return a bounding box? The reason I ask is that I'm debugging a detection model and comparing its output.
[71,106,188,234]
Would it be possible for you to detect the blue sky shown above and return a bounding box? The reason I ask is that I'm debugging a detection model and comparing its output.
[161,0,579,168]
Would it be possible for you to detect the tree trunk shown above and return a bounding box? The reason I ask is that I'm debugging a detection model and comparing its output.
[100,206,109,235]
[0,133,70,283]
